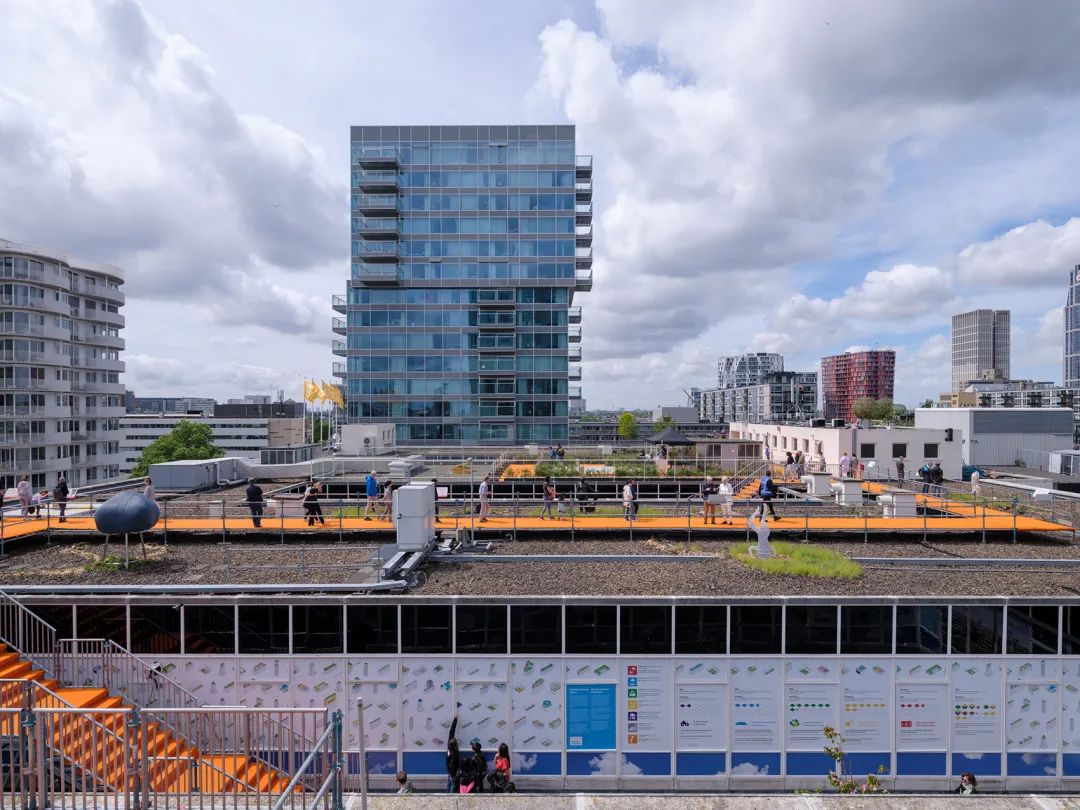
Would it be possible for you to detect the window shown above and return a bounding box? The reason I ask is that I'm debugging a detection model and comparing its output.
[891,443,907,459]
[1006,606,1058,655]
[620,606,671,655]
[565,605,616,654]
[129,605,182,655]
[401,605,451,653]
[841,605,893,654]
[859,443,875,459]
[730,606,781,654]
[675,606,727,654]
[27,604,73,642]
[951,605,1003,654]
[293,606,343,654]
[923,443,938,458]
[1065,606,1080,655]
[785,605,838,654]
[75,605,127,646]
[455,605,507,654]
[346,606,398,654]
[238,606,289,654]
[184,606,235,654]
[510,605,561,654]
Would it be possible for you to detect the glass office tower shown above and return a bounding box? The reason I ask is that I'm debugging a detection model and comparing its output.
[336,125,591,445]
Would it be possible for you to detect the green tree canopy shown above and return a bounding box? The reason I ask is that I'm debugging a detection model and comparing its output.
[852,397,895,421]
[130,421,223,478]
[617,411,639,440]
[920,398,935,409]
[654,414,675,431]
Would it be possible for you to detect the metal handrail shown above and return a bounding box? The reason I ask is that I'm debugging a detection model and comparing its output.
[0,588,57,677]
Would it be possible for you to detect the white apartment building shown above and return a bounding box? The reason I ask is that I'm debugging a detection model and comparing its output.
[716,352,783,389]
[730,421,963,480]
[700,372,817,424]
[120,414,305,474]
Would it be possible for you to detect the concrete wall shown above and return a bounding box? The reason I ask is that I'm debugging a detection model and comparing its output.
[915,408,1073,466]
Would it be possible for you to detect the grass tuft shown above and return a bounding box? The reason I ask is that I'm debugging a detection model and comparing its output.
[730,541,862,579]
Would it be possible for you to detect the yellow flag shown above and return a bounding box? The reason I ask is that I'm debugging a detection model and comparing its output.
[313,381,327,402]
[303,379,318,403]
[322,381,343,408]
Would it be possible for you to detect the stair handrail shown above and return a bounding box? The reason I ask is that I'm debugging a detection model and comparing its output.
[0,588,57,679]
[56,638,201,711]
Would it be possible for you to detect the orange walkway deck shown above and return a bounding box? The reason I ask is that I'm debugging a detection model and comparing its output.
[2,511,1071,538]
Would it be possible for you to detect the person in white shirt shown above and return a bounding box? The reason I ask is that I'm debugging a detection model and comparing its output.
[143,478,156,503]
[622,480,634,522]
[478,474,491,523]
[716,477,734,525]
[839,453,852,478]
[970,469,981,500]
[16,475,32,517]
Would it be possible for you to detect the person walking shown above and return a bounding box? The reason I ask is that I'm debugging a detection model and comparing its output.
[363,470,378,520]
[488,742,511,792]
[446,716,461,793]
[478,474,491,523]
[701,476,717,524]
[895,456,906,484]
[850,455,860,480]
[16,475,32,517]
[377,480,394,520]
[757,472,778,519]
[795,450,805,477]
[717,476,734,525]
[919,461,931,494]
[304,480,326,526]
[969,468,981,501]
[930,462,944,497]
[839,453,852,478]
[143,477,156,503]
[622,480,634,522]
[538,477,556,520]
[52,474,69,523]
[630,479,640,520]
[245,479,264,528]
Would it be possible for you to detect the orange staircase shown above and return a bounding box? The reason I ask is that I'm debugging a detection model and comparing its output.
[0,643,292,794]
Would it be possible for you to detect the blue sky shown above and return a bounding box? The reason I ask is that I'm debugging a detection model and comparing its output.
[2,0,1080,408]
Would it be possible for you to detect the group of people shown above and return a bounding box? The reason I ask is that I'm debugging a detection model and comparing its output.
[546,444,565,460]
[782,451,806,480]
[917,461,945,495]
[838,452,862,479]
[445,718,514,794]
[363,471,398,521]
[697,476,735,524]
[15,474,69,520]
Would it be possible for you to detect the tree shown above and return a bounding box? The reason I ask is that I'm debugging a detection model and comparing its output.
[617,411,639,440]
[852,397,878,420]
[654,415,675,431]
[920,398,935,409]
[130,421,222,478]
[874,397,894,420]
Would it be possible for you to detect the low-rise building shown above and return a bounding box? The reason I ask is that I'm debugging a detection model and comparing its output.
[120,413,306,473]
[914,407,1073,467]
[730,421,962,480]
[570,419,726,444]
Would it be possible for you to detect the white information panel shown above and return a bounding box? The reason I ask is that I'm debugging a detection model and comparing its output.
[621,660,673,751]
[839,660,892,751]
[676,683,727,750]
[401,658,454,750]
[730,660,781,750]
[1064,660,1080,754]
[511,658,562,752]
[1007,683,1060,752]
[896,683,948,750]
[950,660,1004,751]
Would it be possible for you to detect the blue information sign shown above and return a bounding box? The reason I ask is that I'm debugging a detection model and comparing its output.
[566,683,617,750]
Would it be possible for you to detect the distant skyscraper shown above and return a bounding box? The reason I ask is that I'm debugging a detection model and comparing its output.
[1065,265,1080,387]
[820,349,896,423]
[717,352,783,389]
[951,309,1010,391]
[0,239,125,489]
[338,125,591,445]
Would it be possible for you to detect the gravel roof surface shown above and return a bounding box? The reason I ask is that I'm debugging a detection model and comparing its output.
[0,541,380,586]
[419,557,1080,597]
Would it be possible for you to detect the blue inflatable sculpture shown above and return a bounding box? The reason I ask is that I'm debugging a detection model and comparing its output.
[94,491,160,567]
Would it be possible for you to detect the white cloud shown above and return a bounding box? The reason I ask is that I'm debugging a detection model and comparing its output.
[957,218,1080,287]
[730,761,771,776]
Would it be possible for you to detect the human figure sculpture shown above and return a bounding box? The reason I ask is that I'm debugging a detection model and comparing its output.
[747,511,773,559]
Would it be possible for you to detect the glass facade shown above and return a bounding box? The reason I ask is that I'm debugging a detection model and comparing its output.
[1065,265,1080,387]
[339,125,591,445]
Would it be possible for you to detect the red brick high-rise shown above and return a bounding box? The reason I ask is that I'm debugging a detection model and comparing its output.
[820,349,896,422]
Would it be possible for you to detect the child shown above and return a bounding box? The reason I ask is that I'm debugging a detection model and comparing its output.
[556,494,568,520]
[395,770,414,794]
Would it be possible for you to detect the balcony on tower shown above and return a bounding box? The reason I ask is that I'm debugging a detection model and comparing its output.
[568,305,581,324]
[356,217,400,239]
[475,289,516,307]
[569,345,582,363]
[575,245,592,269]
[575,267,593,292]
[356,194,399,215]
[569,364,582,381]
[354,169,400,192]
[569,386,583,400]
[332,340,347,356]
[354,145,400,169]
[575,225,592,246]
[575,155,592,178]
[332,362,346,377]
[568,325,582,343]
[575,200,592,224]
[354,241,400,262]
[332,317,346,335]
[575,180,592,202]
[353,263,404,285]
[332,294,346,313]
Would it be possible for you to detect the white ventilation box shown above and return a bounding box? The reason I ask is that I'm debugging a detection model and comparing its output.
[393,482,436,551]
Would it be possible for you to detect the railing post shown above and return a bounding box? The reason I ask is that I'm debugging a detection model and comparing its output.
[1012,501,1018,545]
[356,698,368,810]
[221,498,227,542]
[804,500,809,544]
[281,496,286,544]
[332,709,345,810]
[981,499,986,544]
[513,496,518,543]
[20,706,35,809]
[338,499,344,542]
[34,708,46,810]
[126,708,142,810]
[162,499,168,545]
[863,500,868,544]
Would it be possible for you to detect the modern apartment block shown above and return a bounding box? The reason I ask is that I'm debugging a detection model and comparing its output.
[951,309,1010,391]
[337,125,591,445]
[716,352,783,390]
[1065,265,1080,387]
[124,392,216,416]
[699,371,818,423]
[0,239,125,490]
[820,349,896,423]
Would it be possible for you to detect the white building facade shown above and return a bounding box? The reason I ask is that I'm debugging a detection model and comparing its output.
[731,421,963,480]
[700,372,817,424]
[914,407,1073,467]
[716,352,783,390]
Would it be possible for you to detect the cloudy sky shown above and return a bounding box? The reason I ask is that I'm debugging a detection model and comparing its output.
[3,0,1080,409]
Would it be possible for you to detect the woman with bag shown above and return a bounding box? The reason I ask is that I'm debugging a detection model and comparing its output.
[487,742,511,792]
